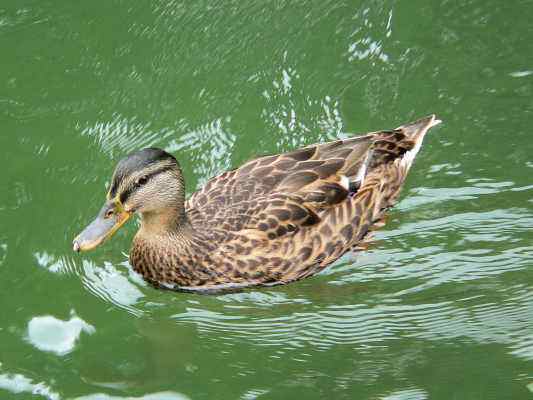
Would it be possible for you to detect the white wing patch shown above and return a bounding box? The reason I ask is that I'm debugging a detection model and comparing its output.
[340,175,350,190]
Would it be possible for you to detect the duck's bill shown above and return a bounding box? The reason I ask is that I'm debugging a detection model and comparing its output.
[72,202,131,252]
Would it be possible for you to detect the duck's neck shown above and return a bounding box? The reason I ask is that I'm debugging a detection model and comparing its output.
[137,207,192,241]
[131,207,219,287]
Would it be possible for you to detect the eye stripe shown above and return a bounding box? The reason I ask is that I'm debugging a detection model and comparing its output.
[118,166,174,204]
[109,174,122,198]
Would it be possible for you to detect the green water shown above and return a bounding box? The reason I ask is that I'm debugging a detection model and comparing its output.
[1,1,532,399]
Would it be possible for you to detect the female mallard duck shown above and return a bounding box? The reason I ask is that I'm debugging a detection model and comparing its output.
[73,115,441,291]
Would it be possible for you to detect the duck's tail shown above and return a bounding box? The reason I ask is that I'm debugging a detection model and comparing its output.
[350,114,442,226]
[397,114,442,171]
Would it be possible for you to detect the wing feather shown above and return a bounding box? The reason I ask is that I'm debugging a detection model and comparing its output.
[186,128,418,236]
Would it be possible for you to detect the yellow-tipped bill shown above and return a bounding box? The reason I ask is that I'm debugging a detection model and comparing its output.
[73,200,131,252]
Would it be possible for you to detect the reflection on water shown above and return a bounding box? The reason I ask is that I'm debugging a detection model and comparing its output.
[380,388,428,400]
[0,242,6,266]
[166,287,532,356]
[347,4,392,63]
[0,366,189,400]
[0,370,60,400]
[167,117,236,187]
[80,114,178,157]
[81,260,146,317]
[26,311,95,356]
[74,391,190,400]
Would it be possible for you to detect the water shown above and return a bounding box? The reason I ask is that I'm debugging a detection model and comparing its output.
[1,1,532,399]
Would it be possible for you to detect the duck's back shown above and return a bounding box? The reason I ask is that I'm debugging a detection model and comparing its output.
[182,115,440,289]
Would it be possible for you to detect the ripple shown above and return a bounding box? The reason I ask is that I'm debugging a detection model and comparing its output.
[80,260,145,316]
[74,391,190,400]
[380,388,428,400]
[398,186,502,210]
[335,206,533,293]
[346,4,392,63]
[34,251,78,275]
[0,6,50,35]
[399,179,533,211]
[240,389,270,400]
[217,291,311,308]
[261,66,345,149]
[167,117,236,187]
[80,113,178,156]
[167,281,533,363]
[0,365,190,400]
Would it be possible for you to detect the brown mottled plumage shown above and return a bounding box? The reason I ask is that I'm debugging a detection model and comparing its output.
[73,115,441,292]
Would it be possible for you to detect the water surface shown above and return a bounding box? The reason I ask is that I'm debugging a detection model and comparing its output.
[1,1,532,399]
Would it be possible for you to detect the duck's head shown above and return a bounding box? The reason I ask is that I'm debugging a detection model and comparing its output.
[73,148,185,252]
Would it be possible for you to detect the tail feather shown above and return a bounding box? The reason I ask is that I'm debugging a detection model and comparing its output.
[397,114,441,140]
[342,115,441,194]
[397,114,441,170]
[356,114,442,220]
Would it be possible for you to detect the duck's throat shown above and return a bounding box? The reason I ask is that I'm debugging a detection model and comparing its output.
[130,209,206,286]
[138,207,188,236]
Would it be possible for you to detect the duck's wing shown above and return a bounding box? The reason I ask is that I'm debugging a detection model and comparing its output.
[187,115,440,235]
[186,132,373,227]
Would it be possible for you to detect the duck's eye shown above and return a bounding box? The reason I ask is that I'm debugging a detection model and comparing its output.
[105,209,114,219]
[136,176,148,186]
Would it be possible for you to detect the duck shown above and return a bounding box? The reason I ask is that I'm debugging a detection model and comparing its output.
[73,115,441,292]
